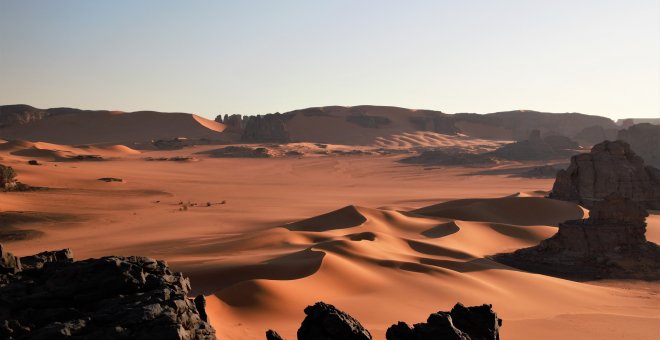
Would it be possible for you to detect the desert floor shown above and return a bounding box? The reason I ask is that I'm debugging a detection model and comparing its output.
[1,148,659,340]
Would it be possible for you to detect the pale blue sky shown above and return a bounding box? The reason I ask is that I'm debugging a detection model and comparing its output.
[1,0,658,119]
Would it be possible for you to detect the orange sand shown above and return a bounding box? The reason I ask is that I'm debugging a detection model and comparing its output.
[1,146,658,340]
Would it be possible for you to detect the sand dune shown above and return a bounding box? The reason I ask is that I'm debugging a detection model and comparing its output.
[0,139,140,161]
[412,196,587,226]
[1,154,657,340]
[0,110,226,145]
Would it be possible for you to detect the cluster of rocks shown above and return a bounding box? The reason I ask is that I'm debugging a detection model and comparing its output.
[197,146,272,158]
[516,165,561,179]
[400,149,496,167]
[216,113,292,143]
[617,123,660,167]
[0,245,216,339]
[496,193,660,280]
[267,301,501,340]
[549,140,660,209]
[488,130,579,161]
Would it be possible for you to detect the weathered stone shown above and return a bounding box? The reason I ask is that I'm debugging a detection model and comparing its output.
[386,303,501,340]
[495,194,660,280]
[489,130,579,161]
[549,140,660,209]
[19,248,73,271]
[0,164,17,191]
[266,329,285,340]
[400,149,496,167]
[0,245,216,339]
[297,301,372,340]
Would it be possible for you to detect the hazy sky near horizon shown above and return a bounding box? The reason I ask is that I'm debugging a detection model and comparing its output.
[1,1,658,120]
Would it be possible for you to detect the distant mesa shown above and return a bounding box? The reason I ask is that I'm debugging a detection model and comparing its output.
[617,123,660,167]
[549,140,660,210]
[400,149,497,167]
[495,193,660,280]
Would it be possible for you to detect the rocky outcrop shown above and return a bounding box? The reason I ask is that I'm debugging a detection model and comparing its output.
[198,146,272,158]
[495,194,660,280]
[0,245,216,339]
[265,329,284,340]
[488,130,579,161]
[297,302,372,340]
[0,164,18,191]
[241,113,292,143]
[400,149,496,167]
[549,140,660,209]
[386,303,502,340]
[574,125,618,145]
[618,123,660,166]
[516,165,561,178]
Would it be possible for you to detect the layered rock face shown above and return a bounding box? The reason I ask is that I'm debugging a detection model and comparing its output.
[495,194,660,280]
[386,303,502,340]
[618,123,660,167]
[0,245,216,340]
[549,140,660,209]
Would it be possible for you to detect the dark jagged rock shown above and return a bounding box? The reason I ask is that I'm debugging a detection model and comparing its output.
[386,303,501,340]
[297,302,372,340]
[194,295,208,322]
[495,194,660,280]
[488,130,579,161]
[19,248,73,271]
[618,123,660,166]
[27,160,40,166]
[98,177,124,183]
[400,149,496,167]
[549,140,660,209]
[265,329,285,340]
[0,244,216,339]
[241,113,292,143]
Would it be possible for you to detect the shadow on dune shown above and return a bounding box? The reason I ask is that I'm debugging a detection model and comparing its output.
[0,211,80,242]
[284,205,367,232]
[186,248,326,294]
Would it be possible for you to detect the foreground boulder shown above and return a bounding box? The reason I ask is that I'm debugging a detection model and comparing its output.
[386,303,501,340]
[0,245,216,339]
[495,194,660,280]
[549,140,660,209]
[297,302,372,340]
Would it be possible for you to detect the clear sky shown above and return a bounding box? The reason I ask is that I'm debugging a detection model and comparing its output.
[1,1,658,120]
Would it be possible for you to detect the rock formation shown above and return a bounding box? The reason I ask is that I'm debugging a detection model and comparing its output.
[0,244,216,339]
[617,123,660,166]
[549,140,660,209]
[297,302,372,340]
[197,146,272,158]
[386,303,502,340]
[488,129,579,161]
[265,329,284,340]
[400,149,496,167]
[0,164,18,191]
[495,194,660,280]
